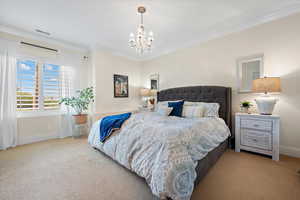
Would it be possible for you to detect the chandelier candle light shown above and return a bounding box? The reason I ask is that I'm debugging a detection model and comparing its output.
[129,6,154,54]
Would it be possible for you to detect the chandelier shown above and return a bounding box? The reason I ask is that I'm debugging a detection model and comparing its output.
[129,6,154,54]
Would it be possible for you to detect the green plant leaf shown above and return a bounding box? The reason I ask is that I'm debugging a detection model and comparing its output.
[59,86,94,114]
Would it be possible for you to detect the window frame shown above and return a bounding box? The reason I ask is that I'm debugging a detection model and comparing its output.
[16,56,62,117]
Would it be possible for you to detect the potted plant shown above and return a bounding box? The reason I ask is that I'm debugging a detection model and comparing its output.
[240,101,252,114]
[59,87,94,124]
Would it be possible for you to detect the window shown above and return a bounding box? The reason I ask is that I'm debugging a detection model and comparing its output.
[43,64,60,110]
[17,59,61,111]
[17,60,39,111]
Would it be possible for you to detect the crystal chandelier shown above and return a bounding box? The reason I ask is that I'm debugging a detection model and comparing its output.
[129,6,154,54]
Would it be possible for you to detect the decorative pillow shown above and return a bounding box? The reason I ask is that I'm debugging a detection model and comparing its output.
[156,100,184,112]
[156,102,167,111]
[156,101,167,109]
[184,101,220,117]
[182,105,204,118]
[168,101,184,117]
[156,106,173,116]
[204,103,220,117]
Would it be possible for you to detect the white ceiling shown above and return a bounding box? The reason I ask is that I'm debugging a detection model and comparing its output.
[1,0,300,60]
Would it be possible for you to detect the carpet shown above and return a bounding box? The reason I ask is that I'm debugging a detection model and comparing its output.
[0,137,299,200]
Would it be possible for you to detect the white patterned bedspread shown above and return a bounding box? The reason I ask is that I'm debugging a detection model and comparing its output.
[88,112,230,200]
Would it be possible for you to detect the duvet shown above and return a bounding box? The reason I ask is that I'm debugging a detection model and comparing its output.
[88,112,230,200]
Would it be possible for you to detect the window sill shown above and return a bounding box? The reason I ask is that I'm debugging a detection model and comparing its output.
[17,110,62,118]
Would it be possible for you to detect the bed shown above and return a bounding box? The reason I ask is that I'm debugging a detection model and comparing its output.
[157,86,232,187]
[88,86,232,200]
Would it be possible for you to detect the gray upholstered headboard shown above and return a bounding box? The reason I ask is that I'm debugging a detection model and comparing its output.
[157,86,232,131]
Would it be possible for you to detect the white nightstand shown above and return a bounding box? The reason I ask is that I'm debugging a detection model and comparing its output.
[235,113,280,161]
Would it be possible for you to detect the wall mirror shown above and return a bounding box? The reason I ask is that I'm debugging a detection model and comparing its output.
[237,54,264,93]
[150,73,159,90]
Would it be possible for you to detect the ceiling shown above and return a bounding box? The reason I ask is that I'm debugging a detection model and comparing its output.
[1,0,300,60]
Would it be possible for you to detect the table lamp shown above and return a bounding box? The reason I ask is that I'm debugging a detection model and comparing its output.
[140,88,151,108]
[252,77,281,115]
[149,89,157,97]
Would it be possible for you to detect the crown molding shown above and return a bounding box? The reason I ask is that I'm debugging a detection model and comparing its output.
[140,3,300,62]
[0,23,89,53]
[2,3,300,62]
[90,43,144,62]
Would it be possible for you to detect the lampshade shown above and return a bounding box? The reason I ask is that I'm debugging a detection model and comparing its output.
[140,88,151,97]
[252,77,281,94]
[149,89,157,96]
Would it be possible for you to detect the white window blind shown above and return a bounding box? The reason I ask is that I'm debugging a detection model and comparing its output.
[16,60,39,111]
[16,59,73,112]
[43,64,60,110]
[60,66,73,99]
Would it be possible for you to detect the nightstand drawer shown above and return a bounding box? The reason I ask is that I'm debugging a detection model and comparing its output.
[241,129,272,150]
[241,119,272,131]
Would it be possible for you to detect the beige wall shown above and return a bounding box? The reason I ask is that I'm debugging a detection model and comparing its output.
[2,11,300,158]
[17,116,60,145]
[0,31,89,145]
[91,50,141,115]
[1,31,142,145]
[141,12,300,157]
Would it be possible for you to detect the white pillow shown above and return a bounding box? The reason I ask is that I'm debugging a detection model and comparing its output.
[156,106,173,116]
[182,105,204,118]
[184,101,220,117]
[204,103,220,117]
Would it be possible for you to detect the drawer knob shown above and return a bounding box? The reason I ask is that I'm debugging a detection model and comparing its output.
[252,139,258,142]
[253,124,259,127]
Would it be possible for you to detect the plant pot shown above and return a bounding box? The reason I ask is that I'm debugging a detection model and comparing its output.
[73,114,88,124]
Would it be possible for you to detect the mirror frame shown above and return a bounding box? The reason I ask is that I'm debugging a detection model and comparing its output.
[150,73,159,90]
[237,54,264,93]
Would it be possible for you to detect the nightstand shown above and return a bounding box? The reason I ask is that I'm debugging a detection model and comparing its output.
[235,113,280,161]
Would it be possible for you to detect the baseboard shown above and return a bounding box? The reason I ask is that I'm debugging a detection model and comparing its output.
[18,133,59,146]
[280,145,300,158]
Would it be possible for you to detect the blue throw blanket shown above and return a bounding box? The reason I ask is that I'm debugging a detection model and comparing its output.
[99,112,131,142]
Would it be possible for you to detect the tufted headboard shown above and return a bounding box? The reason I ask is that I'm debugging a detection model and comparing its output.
[157,86,232,131]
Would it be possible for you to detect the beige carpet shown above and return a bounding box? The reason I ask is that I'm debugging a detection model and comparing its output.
[0,137,299,200]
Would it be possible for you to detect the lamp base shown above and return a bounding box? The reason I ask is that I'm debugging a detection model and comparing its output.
[255,95,277,115]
